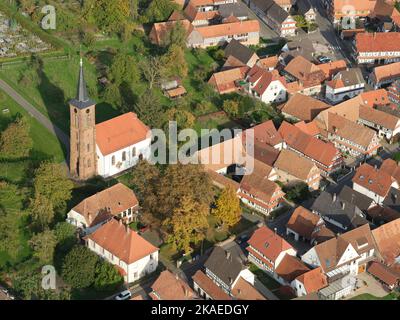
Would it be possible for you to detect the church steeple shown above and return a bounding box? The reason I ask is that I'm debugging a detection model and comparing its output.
[70,58,95,109]
[69,58,97,181]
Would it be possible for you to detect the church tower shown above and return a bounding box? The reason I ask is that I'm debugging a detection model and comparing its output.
[69,59,97,180]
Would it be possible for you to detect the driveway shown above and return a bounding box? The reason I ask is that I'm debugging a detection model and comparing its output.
[345,272,389,299]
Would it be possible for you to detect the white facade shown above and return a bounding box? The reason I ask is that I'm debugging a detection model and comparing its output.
[358,118,400,140]
[87,238,158,283]
[325,83,365,104]
[249,79,287,104]
[353,181,399,204]
[96,137,151,178]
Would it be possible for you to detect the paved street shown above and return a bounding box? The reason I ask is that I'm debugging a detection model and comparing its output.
[0,78,70,159]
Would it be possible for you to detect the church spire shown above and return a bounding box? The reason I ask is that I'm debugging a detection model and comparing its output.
[70,58,95,109]
[77,58,89,102]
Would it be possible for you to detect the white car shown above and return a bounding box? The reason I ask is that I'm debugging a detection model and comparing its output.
[115,290,132,300]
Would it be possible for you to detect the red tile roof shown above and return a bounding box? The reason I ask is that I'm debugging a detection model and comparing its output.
[352,163,394,198]
[86,218,158,264]
[231,277,267,300]
[295,267,328,294]
[192,270,232,300]
[356,32,400,53]
[245,119,283,147]
[96,112,150,156]
[247,66,287,96]
[150,270,196,300]
[275,254,310,282]
[278,121,340,169]
[367,261,400,287]
[195,20,260,38]
[247,226,294,264]
[286,206,322,240]
[372,218,400,266]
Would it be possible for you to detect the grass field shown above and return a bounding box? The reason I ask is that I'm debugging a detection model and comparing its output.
[0,92,66,269]
[350,293,399,300]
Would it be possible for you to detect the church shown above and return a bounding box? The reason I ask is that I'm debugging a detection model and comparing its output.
[69,59,152,180]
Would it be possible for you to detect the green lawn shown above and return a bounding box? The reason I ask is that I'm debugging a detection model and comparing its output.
[350,293,399,300]
[249,263,281,291]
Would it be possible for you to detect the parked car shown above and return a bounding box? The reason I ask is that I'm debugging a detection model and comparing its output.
[115,290,132,300]
[317,55,332,64]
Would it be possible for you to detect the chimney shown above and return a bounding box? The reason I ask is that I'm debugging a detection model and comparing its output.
[274,227,277,235]
[333,193,337,202]
[374,164,378,170]
[119,219,123,225]
[341,202,345,210]
[226,251,231,260]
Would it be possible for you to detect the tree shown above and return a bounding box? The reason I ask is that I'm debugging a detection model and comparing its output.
[139,56,162,89]
[164,20,187,48]
[284,182,311,204]
[54,222,77,253]
[82,31,96,48]
[212,186,241,227]
[0,212,20,259]
[0,115,32,159]
[158,163,214,219]
[89,0,130,33]
[164,196,209,254]
[134,89,165,128]
[29,193,55,230]
[222,99,240,118]
[103,83,123,107]
[167,108,195,129]
[161,44,188,79]
[94,261,124,291]
[109,52,139,86]
[29,230,57,265]
[33,162,73,211]
[144,0,179,23]
[61,246,98,289]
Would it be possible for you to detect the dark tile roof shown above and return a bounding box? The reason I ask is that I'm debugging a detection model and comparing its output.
[383,187,400,211]
[338,185,374,212]
[204,244,246,287]
[311,191,369,231]
[251,0,289,24]
[218,2,248,19]
[224,39,257,65]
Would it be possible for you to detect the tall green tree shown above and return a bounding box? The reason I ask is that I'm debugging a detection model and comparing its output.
[29,193,55,230]
[161,44,188,79]
[88,0,130,32]
[94,261,124,291]
[61,246,98,289]
[29,230,57,265]
[109,52,140,86]
[33,162,73,211]
[0,115,32,159]
[144,0,179,23]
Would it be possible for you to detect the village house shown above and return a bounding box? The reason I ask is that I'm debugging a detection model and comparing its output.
[324,113,380,159]
[150,270,197,300]
[273,149,322,190]
[372,218,400,274]
[246,226,297,276]
[149,19,193,46]
[69,61,152,181]
[187,19,260,48]
[301,224,376,299]
[193,243,266,300]
[368,61,400,89]
[311,191,369,231]
[380,158,400,185]
[66,183,139,233]
[223,39,259,68]
[280,93,330,122]
[367,204,400,225]
[291,267,328,297]
[325,68,365,104]
[208,66,249,94]
[283,56,326,96]
[358,105,400,140]
[247,119,285,150]
[352,163,399,204]
[354,32,400,64]
[317,60,347,80]
[249,0,297,36]
[337,185,375,214]
[245,66,288,104]
[238,159,285,215]
[274,254,310,286]
[367,261,400,290]
[257,55,279,71]
[278,121,343,176]
[85,218,159,283]
[286,206,327,243]
[388,79,400,105]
